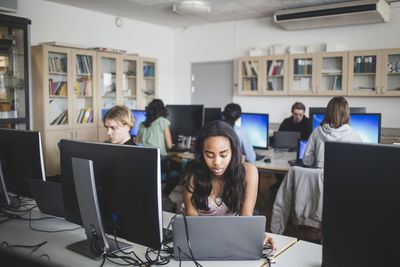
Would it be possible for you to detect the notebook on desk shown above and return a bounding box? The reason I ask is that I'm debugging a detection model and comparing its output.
[25,178,65,218]
[172,215,266,261]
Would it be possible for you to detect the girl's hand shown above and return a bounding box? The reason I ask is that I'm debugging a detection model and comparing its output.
[264,233,276,250]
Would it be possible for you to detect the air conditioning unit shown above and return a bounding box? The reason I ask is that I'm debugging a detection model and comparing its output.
[273,0,390,30]
[0,0,17,13]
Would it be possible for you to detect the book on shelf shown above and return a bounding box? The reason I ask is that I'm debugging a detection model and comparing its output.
[250,61,258,76]
[244,61,252,77]
[82,108,92,123]
[267,78,274,91]
[51,110,68,125]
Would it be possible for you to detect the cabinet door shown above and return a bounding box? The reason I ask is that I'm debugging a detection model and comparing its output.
[98,53,119,123]
[45,46,73,130]
[262,55,288,95]
[72,49,97,128]
[122,55,139,109]
[237,57,261,96]
[348,50,381,96]
[42,130,71,176]
[381,48,400,96]
[316,52,348,96]
[74,127,98,141]
[288,54,317,95]
[139,57,157,109]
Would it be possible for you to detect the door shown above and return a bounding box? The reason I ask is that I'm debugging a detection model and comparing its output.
[191,61,233,107]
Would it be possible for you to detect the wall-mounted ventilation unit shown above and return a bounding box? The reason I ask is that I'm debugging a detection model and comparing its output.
[0,0,17,13]
[273,0,390,30]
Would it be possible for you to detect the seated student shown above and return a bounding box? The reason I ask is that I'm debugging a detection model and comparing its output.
[223,103,256,163]
[182,120,275,249]
[135,99,172,155]
[303,96,362,168]
[278,102,309,140]
[103,105,136,145]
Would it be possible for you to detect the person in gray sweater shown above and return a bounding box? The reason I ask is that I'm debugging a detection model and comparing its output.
[303,96,362,168]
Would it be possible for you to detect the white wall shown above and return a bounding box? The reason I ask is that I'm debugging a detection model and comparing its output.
[15,0,175,104]
[174,9,400,128]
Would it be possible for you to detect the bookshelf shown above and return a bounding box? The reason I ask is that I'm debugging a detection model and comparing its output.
[237,57,261,95]
[33,45,158,173]
[0,14,31,130]
[32,45,98,175]
[288,53,317,95]
[97,53,157,142]
[237,48,400,97]
[316,52,348,95]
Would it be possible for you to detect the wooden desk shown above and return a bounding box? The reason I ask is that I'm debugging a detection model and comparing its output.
[0,204,321,267]
[177,149,296,174]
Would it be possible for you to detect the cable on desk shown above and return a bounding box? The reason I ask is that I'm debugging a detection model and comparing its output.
[176,212,203,267]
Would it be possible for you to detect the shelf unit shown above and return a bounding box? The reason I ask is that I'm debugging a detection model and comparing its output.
[0,14,31,130]
[288,53,318,96]
[316,51,348,95]
[32,45,98,175]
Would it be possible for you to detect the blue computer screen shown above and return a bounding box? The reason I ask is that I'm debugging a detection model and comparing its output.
[102,109,146,136]
[236,113,269,149]
[312,113,381,143]
[130,110,146,136]
[298,140,308,160]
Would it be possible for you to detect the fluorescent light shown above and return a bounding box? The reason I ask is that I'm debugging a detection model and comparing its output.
[173,1,211,16]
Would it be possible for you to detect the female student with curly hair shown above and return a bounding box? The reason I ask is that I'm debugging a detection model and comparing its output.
[135,99,172,155]
[182,120,275,249]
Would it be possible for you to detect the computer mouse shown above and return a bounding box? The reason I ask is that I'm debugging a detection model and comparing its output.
[264,158,271,163]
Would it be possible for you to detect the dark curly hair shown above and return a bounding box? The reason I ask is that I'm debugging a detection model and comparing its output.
[182,120,245,213]
[143,99,168,127]
[223,103,242,127]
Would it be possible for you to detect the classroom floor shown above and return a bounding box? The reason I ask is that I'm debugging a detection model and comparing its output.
[256,172,322,244]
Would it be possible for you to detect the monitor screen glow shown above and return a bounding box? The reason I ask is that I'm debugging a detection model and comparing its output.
[312,113,381,143]
[298,140,308,160]
[130,110,146,136]
[236,113,269,149]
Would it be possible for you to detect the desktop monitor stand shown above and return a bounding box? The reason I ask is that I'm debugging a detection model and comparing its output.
[69,157,132,260]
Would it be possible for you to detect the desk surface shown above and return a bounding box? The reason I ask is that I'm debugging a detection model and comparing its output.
[0,205,321,267]
[177,149,296,173]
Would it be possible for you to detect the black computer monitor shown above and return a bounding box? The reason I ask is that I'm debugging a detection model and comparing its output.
[60,139,163,250]
[311,113,381,143]
[130,109,146,136]
[236,112,269,149]
[166,104,204,145]
[204,107,222,124]
[323,141,400,267]
[0,129,46,197]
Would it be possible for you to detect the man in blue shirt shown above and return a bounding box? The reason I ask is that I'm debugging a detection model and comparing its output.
[223,103,256,163]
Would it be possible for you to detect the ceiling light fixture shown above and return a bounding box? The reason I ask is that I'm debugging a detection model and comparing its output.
[173,1,211,16]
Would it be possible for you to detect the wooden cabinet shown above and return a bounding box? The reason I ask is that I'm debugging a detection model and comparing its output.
[238,55,288,96]
[315,52,348,96]
[31,45,98,175]
[97,53,157,142]
[381,48,400,96]
[238,48,399,97]
[288,53,317,95]
[348,50,382,96]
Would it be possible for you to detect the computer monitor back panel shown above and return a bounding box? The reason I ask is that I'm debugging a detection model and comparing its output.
[60,139,163,249]
[236,113,269,149]
[323,142,400,267]
[204,107,222,124]
[166,105,204,145]
[0,129,46,197]
[312,113,381,143]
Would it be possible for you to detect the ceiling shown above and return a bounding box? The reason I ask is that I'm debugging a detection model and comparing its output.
[44,0,398,28]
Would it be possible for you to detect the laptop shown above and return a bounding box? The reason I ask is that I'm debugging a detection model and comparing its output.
[25,178,65,217]
[172,215,266,261]
[288,140,308,166]
[273,131,300,151]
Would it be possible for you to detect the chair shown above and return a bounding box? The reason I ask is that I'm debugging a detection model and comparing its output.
[270,166,324,235]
